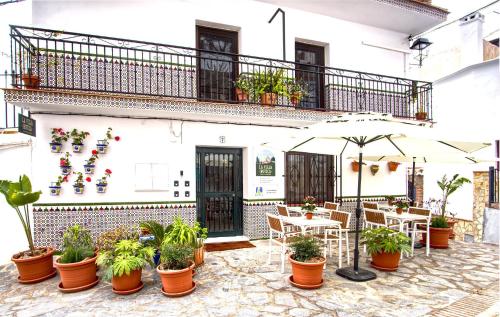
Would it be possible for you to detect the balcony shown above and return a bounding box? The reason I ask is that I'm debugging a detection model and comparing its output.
[8,25,432,121]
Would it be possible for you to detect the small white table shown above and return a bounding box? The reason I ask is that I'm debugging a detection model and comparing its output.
[384,211,430,257]
[288,206,332,217]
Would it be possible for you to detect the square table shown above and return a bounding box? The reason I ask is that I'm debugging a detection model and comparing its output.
[383,211,430,256]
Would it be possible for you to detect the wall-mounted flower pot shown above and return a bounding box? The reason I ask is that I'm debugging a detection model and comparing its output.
[72,143,83,153]
[84,164,95,175]
[60,165,72,175]
[49,183,61,196]
[387,161,400,172]
[50,142,62,153]
[370,165,379,175]
[21,74,40,89]
[260,93,277,106]
[73,185,85,194]
[370,251,401,271]
[96,183,107,193]
[415,112,427,121]
[235,88,248,102]
[96,140,108,154]
[351,161,361,172]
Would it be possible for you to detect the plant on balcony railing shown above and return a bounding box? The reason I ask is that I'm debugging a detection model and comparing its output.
[286,78,309,106]
[251,69,288,106]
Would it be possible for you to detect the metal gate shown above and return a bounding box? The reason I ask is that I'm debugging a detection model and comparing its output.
[196,147,243,236]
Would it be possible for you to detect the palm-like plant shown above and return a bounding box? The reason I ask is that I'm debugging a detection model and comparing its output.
[437,174,471,217]
[139,220,171,250]
[97,239,154,281]
[0,175,41,254]
[163,217,208,248]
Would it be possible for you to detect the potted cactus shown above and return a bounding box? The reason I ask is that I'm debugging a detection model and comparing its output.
[50,128,68,153]
[96,169,112,193]
[69,129,90,153]
[59,152,72,175]
[362,227,411,271]
[288,235,325,289]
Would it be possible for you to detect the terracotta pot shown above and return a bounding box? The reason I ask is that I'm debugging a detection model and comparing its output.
[415,112,427,121]
[351,161,360,172]
[157,262,194,296]
[21,74,40,89]
[194,246,205,267]
[305,212,313,220]
[289,255,325,288]
[260,93,277,106]
[387,161,400,172]
[423,227,451,249]
[370,165,379,175]
[112,269,142,292]
[12,247,55,284]
[55,253,98,290]
[371,251,401,271]
[290,93,301,106]
[446,219,457,239]
[387,200,394,206]
[235,88,248,102]
[396,208,404,214]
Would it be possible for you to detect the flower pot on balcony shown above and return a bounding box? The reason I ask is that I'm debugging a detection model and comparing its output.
[72,143,83,153]
[290,92,302,106]
[84,164,95,175]
[60,165,72,176]
[21,74,40,89]
[260,93,277,106]
[73,185,85,194]
[415,112,427,121]
[235,88,248,102]
[49,183,62,196]
[96,140,108,154]
[50,142,62,153]
[387,161,400,172]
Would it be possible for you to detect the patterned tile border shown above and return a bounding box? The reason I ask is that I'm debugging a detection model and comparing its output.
[376,0,448,19]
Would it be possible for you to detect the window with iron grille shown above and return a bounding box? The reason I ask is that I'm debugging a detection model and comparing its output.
[285,152,337,205]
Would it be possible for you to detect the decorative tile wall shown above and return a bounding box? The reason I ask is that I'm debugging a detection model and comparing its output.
[242,200,284,239]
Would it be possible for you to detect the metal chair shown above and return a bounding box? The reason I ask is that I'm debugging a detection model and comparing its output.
[266,213,300,273]
[324,201,339,210]
[408,207,431,256]
[314,209,351,268]
[362,201,379,210]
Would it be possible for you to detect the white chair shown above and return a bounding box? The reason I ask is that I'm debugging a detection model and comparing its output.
[315,209,351,268]
[363,208,400,253]
[408,207,431,256]
[276,204,298,232]
[266,213,300,273]
[362,201,379,210]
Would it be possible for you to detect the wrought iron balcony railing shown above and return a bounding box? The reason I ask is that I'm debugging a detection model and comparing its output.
[9,25,432,120]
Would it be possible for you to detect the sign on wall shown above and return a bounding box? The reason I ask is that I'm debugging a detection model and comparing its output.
[18,114,36,137]
[256,149,275,176]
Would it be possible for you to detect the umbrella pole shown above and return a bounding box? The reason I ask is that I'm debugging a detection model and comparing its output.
[336,147,377,282]
[411,157,416,206]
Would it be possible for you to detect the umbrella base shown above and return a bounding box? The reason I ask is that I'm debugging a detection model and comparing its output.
[413,242,423,249]
[336,267,377,282]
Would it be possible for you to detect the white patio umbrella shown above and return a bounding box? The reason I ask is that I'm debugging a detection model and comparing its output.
[262,113,492,282]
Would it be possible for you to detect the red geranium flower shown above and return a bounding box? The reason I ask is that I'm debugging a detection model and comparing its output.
[60,161,65,166]
[63,176,68,182]
[85,177,91,182]
[92,149,98,155]
[105,169,112,174]
[114,136,120,141]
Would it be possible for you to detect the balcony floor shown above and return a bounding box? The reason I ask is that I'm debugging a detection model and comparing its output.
[0,239,498,316]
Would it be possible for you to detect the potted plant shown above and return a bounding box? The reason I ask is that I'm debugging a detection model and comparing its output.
[96,226,139,252]
[96,127,120,154]
[21,68,40,89]
[59,152,72,175]
[234,74,251,102]
[361,227,411,271]
[426,174,471,248]
[1,175,55,284]
[253,69,286,106]
[50,128,68,153]
[157,242,195,297]
[84,150,99,174]
[394,199,409,214]
[287,79,308,106]
[96,169,112,193]
[288,235,325,289]
[97,239,154,295]
[49,175,68,196]
[69,129,90,153]
[73,172,91,194]
[351,160,366,172]
[301,196,317,220]
[370,164,380,175]
[385,195,396,206]
[139,220,171,266]
[54,225,98,292]
[164,217,208,267]
[387,161,400,172]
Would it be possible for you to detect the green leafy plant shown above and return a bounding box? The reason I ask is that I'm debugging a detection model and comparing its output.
[384,195,396,201]
[0,175,41,255]
[59,152,71,167]
[96,226,139,251]
[51,128,69,144]
[251,69,287,96]
[289,235,322,262]
[163,216,208,248]
[301,196,317,212]
[139,220,172,250]
[69,129,90,145]
[286,78,308,101]
[159,243,193,270]
[394,199,409,209]
[54,175,69,187]
[58,224,95,263]
[97,239,154,280]
[437,174,471,217]
[234,73,252,93]
[73,171,91,188]
[361,227,411,255]
[431,216,448,228]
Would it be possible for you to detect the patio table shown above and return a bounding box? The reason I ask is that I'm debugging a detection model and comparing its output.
[383,211,430,257]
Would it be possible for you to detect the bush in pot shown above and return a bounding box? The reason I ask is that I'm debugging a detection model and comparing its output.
[0,175,55,284]
[96,226,139,252]
[234,74,252,102]
[164,216,208,267]
[361,227,411,271]
[69,129,90,153]
[394,199,409,214]
[97,239,154,295]
[55,224,98,292]
[252,69,287,106]
[139,220,171,266]
[157,242,195,297]
[288,235,325,289]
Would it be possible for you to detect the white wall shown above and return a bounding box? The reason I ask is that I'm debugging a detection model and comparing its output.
[31,0,409,77]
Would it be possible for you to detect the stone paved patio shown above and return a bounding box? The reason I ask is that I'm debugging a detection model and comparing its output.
[0,239,498,317]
